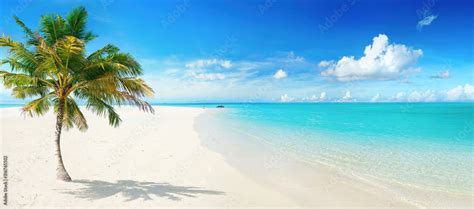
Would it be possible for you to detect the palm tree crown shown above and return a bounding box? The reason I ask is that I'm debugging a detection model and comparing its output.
[1,6,154,130]
[0,7,154,181]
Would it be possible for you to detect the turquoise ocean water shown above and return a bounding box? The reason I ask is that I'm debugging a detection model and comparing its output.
[0,104,22,108]
[192,103,473,195]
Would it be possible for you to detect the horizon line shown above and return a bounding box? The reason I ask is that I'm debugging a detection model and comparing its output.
[1,101,473,106]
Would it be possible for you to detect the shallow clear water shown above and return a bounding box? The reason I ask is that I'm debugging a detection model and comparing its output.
[0,104,22,108]
[198,103,474,194]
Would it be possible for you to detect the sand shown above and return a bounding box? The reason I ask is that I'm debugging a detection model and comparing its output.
[0,106,470,208]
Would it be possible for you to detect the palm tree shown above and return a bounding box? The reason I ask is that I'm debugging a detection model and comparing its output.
[0,7,154,182]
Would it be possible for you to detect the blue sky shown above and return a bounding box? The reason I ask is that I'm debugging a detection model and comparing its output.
[0,0,473,103]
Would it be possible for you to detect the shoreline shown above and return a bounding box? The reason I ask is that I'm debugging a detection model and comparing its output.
[0,106,472,208]
[194,107,473,208]
[194,109,415,207]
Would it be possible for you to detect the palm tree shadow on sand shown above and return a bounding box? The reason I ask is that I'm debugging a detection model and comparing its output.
[62,179,225,202]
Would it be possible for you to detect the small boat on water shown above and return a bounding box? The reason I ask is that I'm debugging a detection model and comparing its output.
[216,105,225,108]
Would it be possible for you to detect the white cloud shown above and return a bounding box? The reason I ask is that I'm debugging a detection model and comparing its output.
[336,91,356,102]
[446,84,474,101]
[273,69,287,79]
[320,34,423,82]
[305,92,327,102]
[188,72,226,81]
[342,91,351,100]
[221,61,232,69]
[394,92,406,101]
[280,94,294,102]
[446,86,463,101]
[371,93,380,102]
[318,60,335,68]
[185,59,232,69]
[407,91,422,102]
[285,51,305,63]
[320,92,327,101]
[389,86,474,102]
[464,84,474,100]
[417,15,438,31]
[303,94,317,101]
[408,90,437,102]
[183,59,234,81]
[431,70,450,79]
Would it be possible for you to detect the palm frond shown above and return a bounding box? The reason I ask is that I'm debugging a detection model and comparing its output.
[13,16,40,46]
[1,57,35,73]
[84,95,122,127]
[0,35,39,74]
[109,53,143,76]
[72,74,154,114]
[85,45,142,76]
[55,36,85,70]
[65,6,96,43]
[40,14,67,45]
[36,37,66,74]
[87,44,119,61]
[22,93,54,117]
[112,90,154,113]
[63,97,88,131]
[118,77,154,97]
[11,85,49,99]
[0,70,54,89]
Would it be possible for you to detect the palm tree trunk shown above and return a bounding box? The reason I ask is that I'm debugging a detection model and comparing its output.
[55,98,72,182]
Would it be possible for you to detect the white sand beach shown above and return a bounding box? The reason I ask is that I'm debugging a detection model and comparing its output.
[0,106,470,208]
